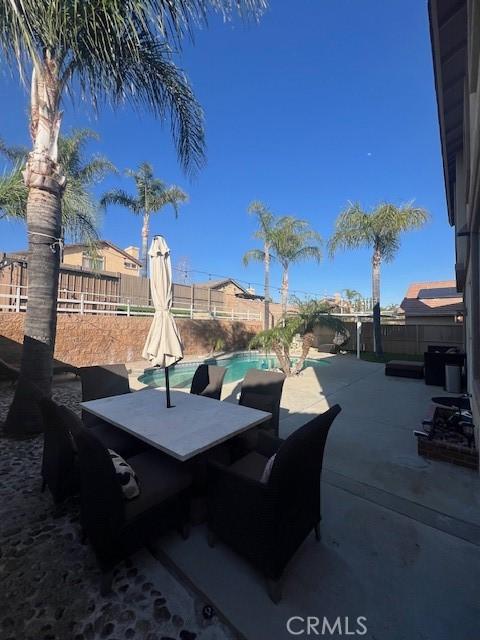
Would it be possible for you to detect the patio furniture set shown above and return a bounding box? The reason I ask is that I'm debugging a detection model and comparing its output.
[38,363,341,603]
[385,344,466,387]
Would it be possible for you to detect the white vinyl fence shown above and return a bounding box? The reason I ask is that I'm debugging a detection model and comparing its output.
[0,283,261,321]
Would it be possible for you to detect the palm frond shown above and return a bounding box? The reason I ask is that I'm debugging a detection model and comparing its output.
[100,189,140,214]
[242,248,266,267]
[149,185,188,218]
[329,201,430,261]
[77,156,118,184]
[328,202,373,258]
[0,138,28,164]
[293,245,322,263]
[270,215,322,266]
[65,31,206,175]
[0,164,27,219]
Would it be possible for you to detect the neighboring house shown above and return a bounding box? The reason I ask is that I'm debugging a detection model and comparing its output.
[429,0,479,439]
[62,241,142,276]
[400,281,464,324]
[195,278,264,301]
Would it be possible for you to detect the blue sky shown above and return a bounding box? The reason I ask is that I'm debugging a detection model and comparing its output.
[0,0,454,304]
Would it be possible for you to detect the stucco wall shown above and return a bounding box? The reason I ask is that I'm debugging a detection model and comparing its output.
[0,313,261,368]
[63,245,140,277]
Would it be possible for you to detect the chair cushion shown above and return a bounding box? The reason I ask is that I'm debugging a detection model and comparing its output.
[108,449,140,500]
[90,420,145,457]
[125,451,192,522]
[229,451,269,482]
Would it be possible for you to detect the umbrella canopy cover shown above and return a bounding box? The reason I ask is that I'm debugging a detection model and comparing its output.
[142,236,183,367]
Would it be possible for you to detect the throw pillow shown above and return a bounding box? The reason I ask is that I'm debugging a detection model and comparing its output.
[108,449,140,499]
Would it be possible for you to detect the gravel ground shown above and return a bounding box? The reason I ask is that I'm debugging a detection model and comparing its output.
[0,381,236,640]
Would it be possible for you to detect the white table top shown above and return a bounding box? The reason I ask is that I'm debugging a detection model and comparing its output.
[81,389,272,461]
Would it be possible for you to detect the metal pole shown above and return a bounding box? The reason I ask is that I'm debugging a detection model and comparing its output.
[356,319,362,359]
[165,366,173,408]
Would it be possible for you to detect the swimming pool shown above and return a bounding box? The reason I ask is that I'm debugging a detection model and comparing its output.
[138,351,329,388]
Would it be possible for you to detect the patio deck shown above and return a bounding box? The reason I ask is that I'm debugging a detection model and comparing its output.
[156,354,480,640]
[1,354,478,639]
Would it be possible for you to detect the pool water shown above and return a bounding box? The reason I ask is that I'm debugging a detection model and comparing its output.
[138,352,329,388]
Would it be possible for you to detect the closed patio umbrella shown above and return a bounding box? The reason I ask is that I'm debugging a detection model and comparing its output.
[142,236,183,407]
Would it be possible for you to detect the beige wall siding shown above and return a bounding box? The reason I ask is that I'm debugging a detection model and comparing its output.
[62,246,140,277]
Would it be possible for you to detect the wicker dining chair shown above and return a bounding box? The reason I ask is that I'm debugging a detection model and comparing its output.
[64,404,193,594]
[79,364,145,456]
[190,364,226,400]
[207,404,342,603]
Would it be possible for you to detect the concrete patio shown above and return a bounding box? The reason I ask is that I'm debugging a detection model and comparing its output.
[156,354,480,640]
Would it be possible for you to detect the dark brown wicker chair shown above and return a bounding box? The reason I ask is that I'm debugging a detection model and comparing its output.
[40,393,144,504]
[79,364,145,456]
[207,404,341,603]
[238,369,286,437]
[64,405,192,594]
[230,368,286,459]
[190,364,226,400]
[40,398,80,504]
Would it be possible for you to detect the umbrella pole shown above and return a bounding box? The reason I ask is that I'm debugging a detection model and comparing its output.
[165,366,172,408]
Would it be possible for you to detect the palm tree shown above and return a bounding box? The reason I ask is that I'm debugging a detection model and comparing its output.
[249,299,346,376]
[329,202,429,356]
[1,0,265,435]
[242,201,275,330]
[270,216,322,318]
[0,129,115,246]
[101,163,187,277]
[342,288,361,312]
[291,299,347,373]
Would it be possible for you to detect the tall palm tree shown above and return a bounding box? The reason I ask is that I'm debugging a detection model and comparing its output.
[270,216,322,318]
[101,163,187,277]
[242,201,275,330]
[1,0,265,435]
[0,129,115,246]
[329,202,429,356]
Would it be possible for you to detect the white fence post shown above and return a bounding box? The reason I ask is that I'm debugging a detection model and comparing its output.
[127,299,131,317]
[80,293,85,315]
[15,286,21,312]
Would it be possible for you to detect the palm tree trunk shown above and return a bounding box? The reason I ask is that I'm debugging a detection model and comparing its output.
[264,242,270,330]
[372,247,383,356]
[281,267,289,319]
[141,212,150,278]
[5,58,65,435]
[293,332,315,374]
[272,341,291,376]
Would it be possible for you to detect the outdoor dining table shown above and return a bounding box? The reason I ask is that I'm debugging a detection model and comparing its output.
[81,388,272,462]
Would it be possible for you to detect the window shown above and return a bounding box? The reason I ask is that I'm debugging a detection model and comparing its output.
[82,254,105,271]
[124,260,138,270]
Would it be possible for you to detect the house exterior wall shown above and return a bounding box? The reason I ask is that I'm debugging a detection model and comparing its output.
[215,282,246,297]
[62,245,140,277]
[430,0,480,457]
